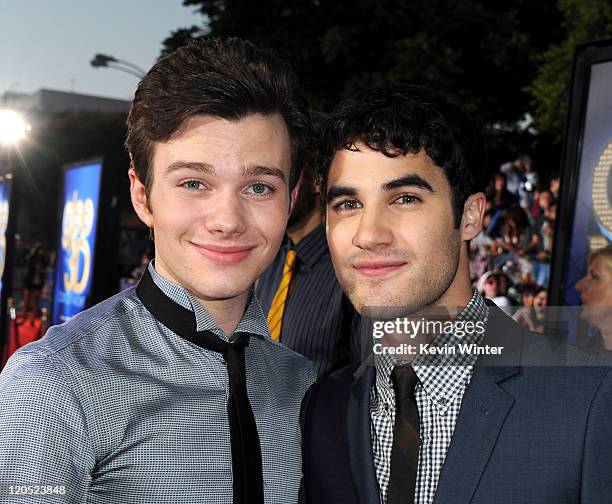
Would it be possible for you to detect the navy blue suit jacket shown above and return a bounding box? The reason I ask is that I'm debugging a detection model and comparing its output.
[301,306,612,504]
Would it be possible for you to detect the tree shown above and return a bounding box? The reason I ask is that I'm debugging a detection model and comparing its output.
[162,0,563,130]
[528,0,612,141]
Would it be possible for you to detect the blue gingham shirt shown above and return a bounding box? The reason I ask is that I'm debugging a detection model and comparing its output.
[0,262,317,503]
[371,291,489,504]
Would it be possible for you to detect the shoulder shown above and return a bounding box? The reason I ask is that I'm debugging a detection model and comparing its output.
[1,348,67,395]
[15,287,141,360]
[491,296,512,308]
[0,346,89,436]
[322,360,363,386]
[305,361,363,406]
[485,306,612,372]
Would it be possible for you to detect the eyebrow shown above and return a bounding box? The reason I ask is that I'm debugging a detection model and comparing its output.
[381,174,434,193]
[326,186,358,203]
[165,161,215,175]
[164,161,287,184]
[326,173,435,203]
[242,165,287,184]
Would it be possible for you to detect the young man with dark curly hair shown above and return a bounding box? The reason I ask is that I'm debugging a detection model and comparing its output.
[301,85,612,504]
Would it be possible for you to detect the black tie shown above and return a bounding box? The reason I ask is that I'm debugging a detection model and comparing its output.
[387,365,421,504]
[137,269,264,504]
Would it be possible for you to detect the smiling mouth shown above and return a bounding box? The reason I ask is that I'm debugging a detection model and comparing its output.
[352,260,406,278]
[191,242,256,265]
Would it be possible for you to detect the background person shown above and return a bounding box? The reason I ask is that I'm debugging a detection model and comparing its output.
[477,271,512,309]
[576,244,612,350]
[21,243,47,324]
[514,286,548,334]
[256,113,360,376]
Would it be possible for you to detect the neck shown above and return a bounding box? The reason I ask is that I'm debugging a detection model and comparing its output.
[287,209,322,244]
[153,260,250,337]
[598,323,612,350]
[194,291,250,337]
[431,247,474,313]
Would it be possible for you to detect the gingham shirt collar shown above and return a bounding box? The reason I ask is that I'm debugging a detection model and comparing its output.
[148,261,271,342]
[373,290,488,414]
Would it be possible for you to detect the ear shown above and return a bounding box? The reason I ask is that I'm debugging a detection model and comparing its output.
[313,174,321,195]
[129,167,154,228]
[461,192,486,241]
[289,176,302,215]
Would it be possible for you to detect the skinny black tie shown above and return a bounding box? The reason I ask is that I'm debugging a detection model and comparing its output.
[137,269,264,504]
[387,365,421,504]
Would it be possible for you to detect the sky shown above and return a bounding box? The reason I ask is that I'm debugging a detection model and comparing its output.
[0,0,202,101]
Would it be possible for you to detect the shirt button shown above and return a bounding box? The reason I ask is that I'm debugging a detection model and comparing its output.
[438,397,448,406]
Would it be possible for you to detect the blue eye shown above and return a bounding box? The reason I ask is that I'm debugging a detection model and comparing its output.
[183,180,204,191]
[247,183,274,196]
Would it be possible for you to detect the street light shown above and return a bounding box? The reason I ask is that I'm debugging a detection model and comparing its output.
[90,53,146,79]
[0,110,30,146]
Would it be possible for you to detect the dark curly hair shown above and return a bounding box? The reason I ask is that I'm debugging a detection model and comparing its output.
[126,37,311,197]
[317,85,486,227]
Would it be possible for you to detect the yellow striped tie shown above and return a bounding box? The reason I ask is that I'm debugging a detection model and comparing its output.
[267,249,297,341]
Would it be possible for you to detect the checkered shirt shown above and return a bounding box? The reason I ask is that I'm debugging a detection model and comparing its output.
[0,262,317,503]
[370,291,489,504]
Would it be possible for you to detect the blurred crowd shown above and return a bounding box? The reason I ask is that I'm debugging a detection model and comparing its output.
[469,153,559,330]
[10,240,54,325]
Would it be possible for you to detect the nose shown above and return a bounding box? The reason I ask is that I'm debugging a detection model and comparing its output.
[575,276,586,294]
[352,207,394,251]
[204,191,247,236]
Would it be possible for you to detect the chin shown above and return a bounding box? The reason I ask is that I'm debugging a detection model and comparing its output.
[188,278,251,302]
[351,293,416,319]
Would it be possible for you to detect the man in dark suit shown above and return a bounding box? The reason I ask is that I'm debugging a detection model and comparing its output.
[256,113,360,377]
[301,85,612,504]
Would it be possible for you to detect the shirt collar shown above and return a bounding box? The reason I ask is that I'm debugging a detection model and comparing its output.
[374,290,489,413]
[147,261,271,342]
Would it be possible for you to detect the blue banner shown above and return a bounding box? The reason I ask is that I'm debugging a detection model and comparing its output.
[52,162,102,325]
[0,179,12,301]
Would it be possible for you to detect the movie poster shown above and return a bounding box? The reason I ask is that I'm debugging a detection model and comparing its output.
[51,161,102,325]
[552,42,612,306]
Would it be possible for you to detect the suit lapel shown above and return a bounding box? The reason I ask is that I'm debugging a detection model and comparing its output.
[434,306,522,504]
[433,365,517,504]
[345,365,381,504]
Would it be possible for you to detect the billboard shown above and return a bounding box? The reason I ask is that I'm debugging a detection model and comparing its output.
[550,40,612,306]
[52,160,103,325]
[0,178,12,302]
